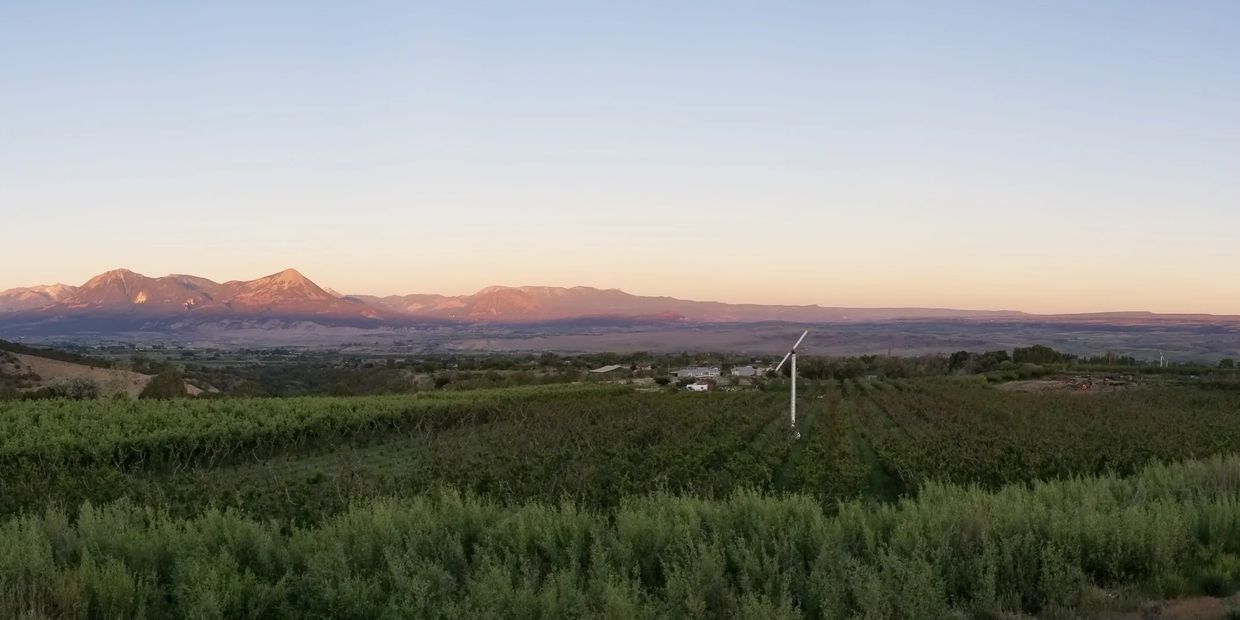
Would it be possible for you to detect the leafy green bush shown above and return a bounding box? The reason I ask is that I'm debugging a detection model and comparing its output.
[44,377,101,400]
[139,368,188,400]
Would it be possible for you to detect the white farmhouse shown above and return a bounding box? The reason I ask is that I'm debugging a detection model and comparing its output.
[730,365,768,377]
[675,366,721,379]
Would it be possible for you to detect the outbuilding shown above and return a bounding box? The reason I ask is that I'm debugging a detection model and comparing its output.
[687,379,717,392]
[730,365,768,377]
[589,364,626,374]
[675,366,721,379]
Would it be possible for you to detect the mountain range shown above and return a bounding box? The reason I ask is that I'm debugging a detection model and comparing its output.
[2,268,1239,333]
[0,267,1029,326]
[0,269,384,320]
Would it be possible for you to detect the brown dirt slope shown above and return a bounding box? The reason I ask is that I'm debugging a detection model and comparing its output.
[12,353,201,398]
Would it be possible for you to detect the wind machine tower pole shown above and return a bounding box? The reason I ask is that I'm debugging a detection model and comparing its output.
[791,350,797,428]
[775,330,809,437]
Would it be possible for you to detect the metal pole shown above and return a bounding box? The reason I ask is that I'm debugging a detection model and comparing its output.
[791,352,797,429]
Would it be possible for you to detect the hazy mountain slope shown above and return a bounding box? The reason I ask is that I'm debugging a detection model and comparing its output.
[351,293,465,315]
[365,285,1026,323]
[57,269,217,313]
[7,269,1240,333]
[27,268,387,320]
[208,269,387,317]
[0,284,77,313]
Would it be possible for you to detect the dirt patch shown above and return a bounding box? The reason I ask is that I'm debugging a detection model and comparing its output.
[1104,593,1240,619]
[998,379,1073,393]
[14,353,201,398]
[998,375,1137,394]
[0,351,40,388]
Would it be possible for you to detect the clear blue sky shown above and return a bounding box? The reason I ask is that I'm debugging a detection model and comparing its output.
[2,1,1238,312]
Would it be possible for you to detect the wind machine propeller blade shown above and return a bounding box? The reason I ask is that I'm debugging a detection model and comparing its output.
[791,329,808,352]
[775,350,793,373]
[773,329,813,372]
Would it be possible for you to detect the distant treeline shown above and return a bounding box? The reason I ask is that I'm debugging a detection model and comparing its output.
[4,341,1237,400]
[181,351,783,398]
[0,339,113,369]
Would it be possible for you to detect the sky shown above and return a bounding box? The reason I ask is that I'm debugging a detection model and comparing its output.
[2,1,1238,314]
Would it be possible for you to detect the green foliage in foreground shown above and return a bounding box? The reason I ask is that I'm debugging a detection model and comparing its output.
[3,455,1240,619]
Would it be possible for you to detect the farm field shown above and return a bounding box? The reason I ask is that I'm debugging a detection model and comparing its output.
[2,378,1240,616]
[0,384,861,519]
[4,379,1240,520]
[857,378,1240,488]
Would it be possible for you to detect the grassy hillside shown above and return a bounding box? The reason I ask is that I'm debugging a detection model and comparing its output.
[8,352,155,398]
[0,342,201,399]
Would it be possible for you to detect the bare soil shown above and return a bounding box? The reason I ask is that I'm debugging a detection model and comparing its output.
[14,353,201,398]
[1103,593,1240,619]
[998,376,1137,394]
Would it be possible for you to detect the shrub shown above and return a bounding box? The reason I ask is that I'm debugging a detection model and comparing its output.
[46,377,101,400]
[139,369,188,400]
